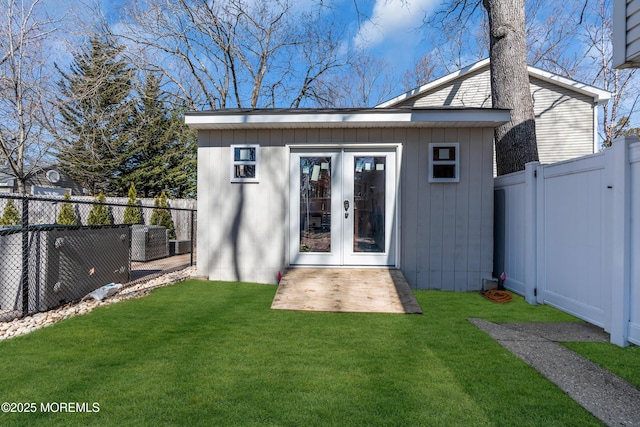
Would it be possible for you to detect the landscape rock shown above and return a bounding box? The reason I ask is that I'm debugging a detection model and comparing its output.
[0,266,196,341]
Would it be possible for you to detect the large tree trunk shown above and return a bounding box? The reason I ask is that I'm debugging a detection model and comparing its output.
[483,0,538,175]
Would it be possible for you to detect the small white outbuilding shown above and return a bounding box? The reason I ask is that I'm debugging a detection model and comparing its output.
[186,107,509,290]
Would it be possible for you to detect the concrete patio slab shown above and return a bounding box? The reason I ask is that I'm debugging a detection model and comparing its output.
[271,268,422,314]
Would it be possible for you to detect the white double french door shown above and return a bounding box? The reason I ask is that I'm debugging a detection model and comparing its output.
[289,148,397,266]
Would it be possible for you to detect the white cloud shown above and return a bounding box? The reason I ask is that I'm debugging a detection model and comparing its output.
[353,0,439,50]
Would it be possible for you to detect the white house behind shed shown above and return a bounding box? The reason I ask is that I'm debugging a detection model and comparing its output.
[378,59,611,166]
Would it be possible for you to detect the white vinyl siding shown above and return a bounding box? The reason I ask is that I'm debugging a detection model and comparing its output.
[628,0,640,59]
[529,76,595,164]
[395,67,492,108]
[614,0,640,68]
[396,65,596,169]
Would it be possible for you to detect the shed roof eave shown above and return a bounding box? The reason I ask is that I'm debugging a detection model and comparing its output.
[184,108,511,130]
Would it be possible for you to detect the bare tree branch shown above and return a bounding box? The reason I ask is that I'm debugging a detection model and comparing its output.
[114,0,350,110]
[0,0,61,193]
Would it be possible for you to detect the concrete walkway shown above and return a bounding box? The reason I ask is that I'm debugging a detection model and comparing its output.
[469,318,640,427]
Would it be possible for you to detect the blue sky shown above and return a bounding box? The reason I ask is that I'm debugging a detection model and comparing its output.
[90,0,442,87]
[47,1,633,117]
[350,0,440,61]
[35,0,637,138]
[108,0,440,61]
[47,0,614,90]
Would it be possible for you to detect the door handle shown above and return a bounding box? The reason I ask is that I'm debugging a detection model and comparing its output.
[344,200,349,211]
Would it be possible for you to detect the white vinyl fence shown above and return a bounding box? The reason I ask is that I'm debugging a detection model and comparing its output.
[494,136,639,347]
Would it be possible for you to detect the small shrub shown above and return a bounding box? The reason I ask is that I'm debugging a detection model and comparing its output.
[123,183,142,225]
[0,199,20,226]
[57,192,79,225]
[87,192,111,225]
[150,191,175,239]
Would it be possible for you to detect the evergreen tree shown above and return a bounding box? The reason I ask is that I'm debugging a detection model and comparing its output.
[0,199,20,226]
[168,115,197,199]
[56,32,135,196]
[87,192,111,225]
[57,192,78,226]
[119,73,196,198]
[150,191,175,239]
[123,183,142,225]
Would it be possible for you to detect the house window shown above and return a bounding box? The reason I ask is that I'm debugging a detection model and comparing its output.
[429,143,459,183]
[230,145,259,183]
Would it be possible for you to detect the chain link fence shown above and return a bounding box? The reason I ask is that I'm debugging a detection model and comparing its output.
[0,194,196,321]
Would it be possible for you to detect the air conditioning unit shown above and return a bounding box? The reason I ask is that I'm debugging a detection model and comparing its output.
[131,225,169,262]
[169,239,191,256]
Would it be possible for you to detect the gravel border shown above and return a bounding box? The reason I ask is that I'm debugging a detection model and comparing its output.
[0,266,196,341]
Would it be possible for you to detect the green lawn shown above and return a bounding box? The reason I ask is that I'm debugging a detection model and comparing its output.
[0,279,631,426]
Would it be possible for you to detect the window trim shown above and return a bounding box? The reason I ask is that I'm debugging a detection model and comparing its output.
[230,144,259,183]
[428,142,460,183]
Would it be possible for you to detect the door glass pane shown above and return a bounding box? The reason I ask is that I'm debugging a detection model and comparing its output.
[353,156,385,252]
[300,157,331,252]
